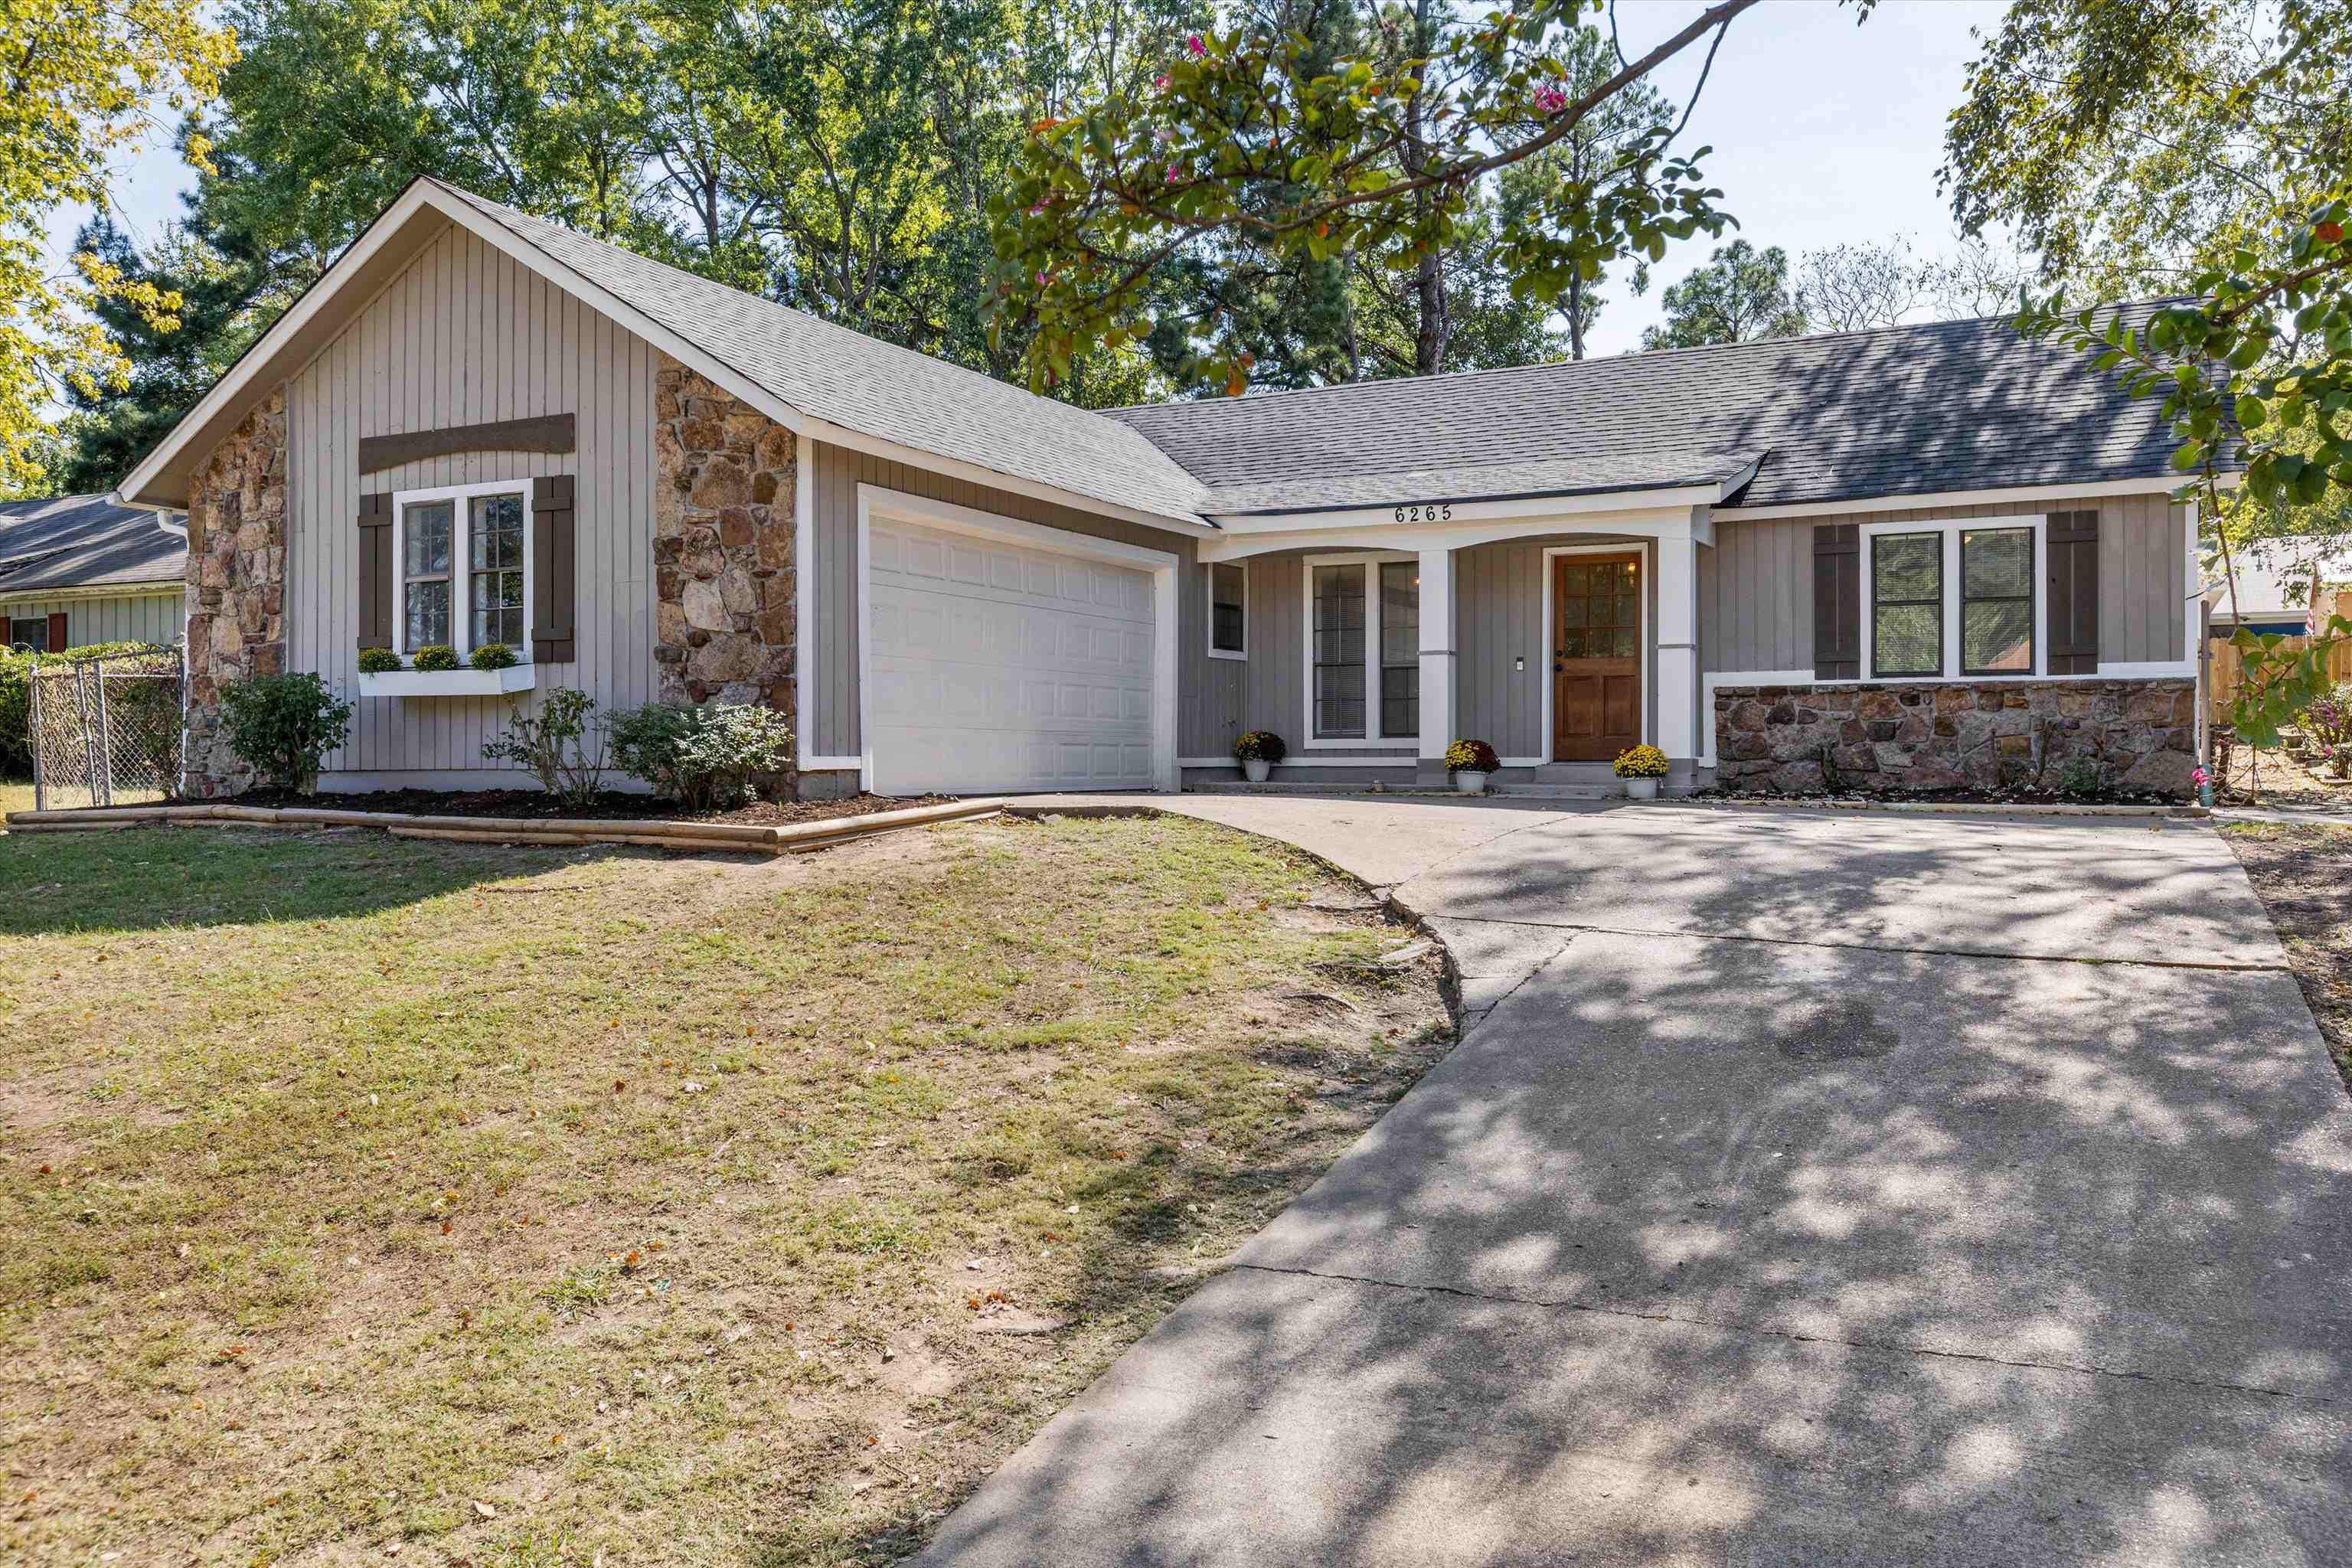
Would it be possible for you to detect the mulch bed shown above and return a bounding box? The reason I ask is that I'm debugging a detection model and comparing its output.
[206,787,956,827]
[1699,786,2192,808]
[2224,822,2352,1096]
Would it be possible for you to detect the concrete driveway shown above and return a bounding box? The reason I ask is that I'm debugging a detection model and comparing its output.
[923,799,2352,1566]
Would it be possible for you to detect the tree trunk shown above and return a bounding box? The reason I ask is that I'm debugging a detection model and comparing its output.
[1404,0,1446,376]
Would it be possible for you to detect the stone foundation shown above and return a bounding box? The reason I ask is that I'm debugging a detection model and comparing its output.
[181,390,289,797]
[652,357,798,723]
[1713,678,2198,798]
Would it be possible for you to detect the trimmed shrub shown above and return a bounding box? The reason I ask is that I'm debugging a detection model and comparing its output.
[219,673,354,793]
[469,642,518,671]
[356,647,402,674]
[482,688,606,805]
[412,644,460,671]
[607,702,795,810]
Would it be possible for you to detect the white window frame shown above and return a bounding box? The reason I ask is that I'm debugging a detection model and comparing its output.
[1857,514,2046,682]
[390,479,534,662]
[1302,550,1419,748]
[1205,559,1249,661]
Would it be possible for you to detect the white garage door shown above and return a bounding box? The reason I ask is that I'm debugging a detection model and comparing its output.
[867,516,1157,795]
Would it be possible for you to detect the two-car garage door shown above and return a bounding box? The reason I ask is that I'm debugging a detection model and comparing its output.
[866,515,1158,795]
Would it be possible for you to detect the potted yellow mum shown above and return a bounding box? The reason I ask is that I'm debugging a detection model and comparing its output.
[1446,738,1498,795]
[1233,730,1286,783]
[1612,743,1670,800]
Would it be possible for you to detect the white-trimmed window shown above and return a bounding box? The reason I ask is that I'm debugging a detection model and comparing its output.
[1859,516,2044,681]
[1207,560,1247,659]
[1304,553,1418,744]
[394,480,531,659]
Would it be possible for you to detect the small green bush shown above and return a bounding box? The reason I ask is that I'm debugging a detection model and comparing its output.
[483,688,606,805]
[412,645,460,672]
[219,673,354,793]
[607,702,794,810]
[2059,756,2102,795]
[469,642,518,671]
[356,647,401,674]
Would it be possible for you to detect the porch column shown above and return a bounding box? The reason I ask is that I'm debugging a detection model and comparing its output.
[1655,524,1700,777]
[1418,547,1458,779]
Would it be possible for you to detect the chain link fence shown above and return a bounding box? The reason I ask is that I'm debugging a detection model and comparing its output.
[27,645,185,811]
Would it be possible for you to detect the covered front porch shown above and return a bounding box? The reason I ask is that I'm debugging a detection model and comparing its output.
[1183,496,1722,793]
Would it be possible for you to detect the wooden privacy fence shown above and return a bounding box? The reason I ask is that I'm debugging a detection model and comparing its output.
[2207,590,2352,723]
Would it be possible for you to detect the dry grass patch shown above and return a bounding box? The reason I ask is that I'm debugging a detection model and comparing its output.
[0,813,1450,1566]
[2223,820,2352,1093]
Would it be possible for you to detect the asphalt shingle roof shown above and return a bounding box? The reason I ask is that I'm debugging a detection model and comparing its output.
[433,181,1213,524]
[0,493,186,596]
[1106,308,2187,514]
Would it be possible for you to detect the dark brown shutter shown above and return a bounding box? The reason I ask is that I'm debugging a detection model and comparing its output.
[356,491,394,650]
[2047,509,2100,675]
[45,611,68,652]
[531,474,576,663]
[1812,523,1860,680]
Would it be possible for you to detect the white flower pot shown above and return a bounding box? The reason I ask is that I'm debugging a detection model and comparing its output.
[1453,770,1489,795]
[1625,776,1660,800]
[1242,757,1272,783]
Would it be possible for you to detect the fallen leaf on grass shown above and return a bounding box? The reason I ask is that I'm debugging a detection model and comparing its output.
[472,1499,497,1520]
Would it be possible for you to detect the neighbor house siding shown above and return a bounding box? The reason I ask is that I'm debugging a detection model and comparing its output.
[285,220,658,778]
[0,590,183,648]
[803,439,1227,762]
[1697,494,2190,677]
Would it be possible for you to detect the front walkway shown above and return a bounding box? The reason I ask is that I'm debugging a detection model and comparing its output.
[923,795,2351,1566]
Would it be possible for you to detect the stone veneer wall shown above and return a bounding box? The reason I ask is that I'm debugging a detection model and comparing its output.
[1713,678,2199,797]
[181,389,289,797]
[652,358,798,727]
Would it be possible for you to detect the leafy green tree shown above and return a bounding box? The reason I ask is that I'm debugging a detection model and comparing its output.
[49,212,287,494]
[991,0,1812,394]
[1,0,237,495]
[1640,238,1805,348]
[1957,0,2352,620]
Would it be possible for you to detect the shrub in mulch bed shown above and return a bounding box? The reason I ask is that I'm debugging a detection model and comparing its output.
[199,787,956,827]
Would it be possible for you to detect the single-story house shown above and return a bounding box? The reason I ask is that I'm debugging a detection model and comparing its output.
[1,493,188,653]
[2205,548,2352,637]
[112,177,2205,799]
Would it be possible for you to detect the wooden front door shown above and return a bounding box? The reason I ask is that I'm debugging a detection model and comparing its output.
[1553,554,1643,761]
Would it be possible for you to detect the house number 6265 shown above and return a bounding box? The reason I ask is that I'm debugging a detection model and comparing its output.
[1393,502,1453,523]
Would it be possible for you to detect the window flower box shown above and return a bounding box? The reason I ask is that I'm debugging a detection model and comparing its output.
[358,663,537,698]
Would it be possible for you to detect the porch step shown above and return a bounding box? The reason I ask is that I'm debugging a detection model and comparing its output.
[1488,783,1620,799]
[1191,782,1457,797]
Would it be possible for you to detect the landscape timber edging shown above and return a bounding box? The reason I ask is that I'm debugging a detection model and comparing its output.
[2,796,1008,854]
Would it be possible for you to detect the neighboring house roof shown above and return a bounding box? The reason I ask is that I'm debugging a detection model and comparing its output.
[431,183,1214,526]
[0,493,186,596]
[1107,308,2190,514]
[2205,547,2352,620]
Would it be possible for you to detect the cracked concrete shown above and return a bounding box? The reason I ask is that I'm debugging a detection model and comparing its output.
[928,797,2350,1565]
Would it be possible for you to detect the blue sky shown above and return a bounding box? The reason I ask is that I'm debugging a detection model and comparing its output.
[54,0,2014,361]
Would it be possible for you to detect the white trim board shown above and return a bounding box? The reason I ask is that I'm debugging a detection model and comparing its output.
[1719,476,2226,522]
[854,484,1180,795]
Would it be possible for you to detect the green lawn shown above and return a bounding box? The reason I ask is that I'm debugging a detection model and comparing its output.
[0,813,1450,1565]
